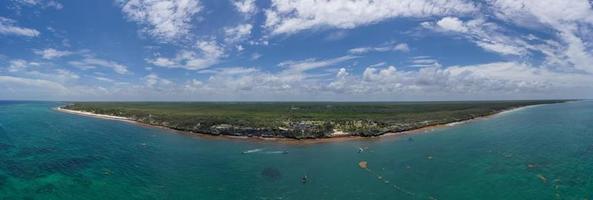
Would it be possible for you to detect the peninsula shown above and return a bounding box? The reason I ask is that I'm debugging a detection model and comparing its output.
[59,100,567,139]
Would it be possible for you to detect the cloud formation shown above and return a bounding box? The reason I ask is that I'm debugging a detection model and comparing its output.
[349,43,409,54]
[264,0,477,35]
[148,40,225,70]
[233,0,257,17]
[3,0,593,101]
[490,0,593,73]
[13,0,63,9]
[0,17,40,37]
[69,57,130,74]
[120,0,202,41]
[33,48,72,59]
[224,24,252,43]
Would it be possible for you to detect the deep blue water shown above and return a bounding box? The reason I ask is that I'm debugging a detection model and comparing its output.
[0,101,592,199]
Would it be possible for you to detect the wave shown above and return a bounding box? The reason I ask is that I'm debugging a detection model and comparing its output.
[446,121,466,127]
[496,105,541,116]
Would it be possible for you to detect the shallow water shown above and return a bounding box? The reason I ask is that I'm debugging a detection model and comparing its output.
[0,101,592,199]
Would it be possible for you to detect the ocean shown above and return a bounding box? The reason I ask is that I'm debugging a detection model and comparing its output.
[0,101,591,199]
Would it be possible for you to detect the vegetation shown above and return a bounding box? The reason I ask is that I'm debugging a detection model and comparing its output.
[63,100,568,139]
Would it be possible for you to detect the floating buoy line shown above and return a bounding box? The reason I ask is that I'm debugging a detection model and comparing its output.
[358,160,437,199]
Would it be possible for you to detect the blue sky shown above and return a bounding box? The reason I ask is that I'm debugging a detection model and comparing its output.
[1,0,593,101]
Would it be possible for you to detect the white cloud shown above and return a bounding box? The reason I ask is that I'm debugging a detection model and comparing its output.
[171,61,593,100]
[424,17,530,56]
[144,73,172,88]
[416,1,593,75]
[0,75,69,94]
[264,0,477,35]
[21,70,79,83]
[475,41,525,56]
[184,78,204,92]
[33,48,72,59]
[446,62,591,90]
[489,0,593,73]
[148,40,225,70]
[7,59,29,72]
[336,67,349,78]
[181,56,357,97]
[233,0,256,16]
[4,58,81,84]
[69,57,130,74]
[13,0,63,9]
[216,67,259,75]
[349,42,409,54]
[0,17,40,37]
[4,61,591,101]
[279,55,356,73]
[327,62,593,97]
[491,0,593,28]
[5,59,41,72]
[4,0,593,101]
[325,31,348,41]
[436,17,468,32]
[55,69,80,80]
[224,24,252,43]
[0,73,117,100]
[555,29,593,73]
[409,57,442,68]
[149,57,176,67]
[250,52,262,60]
[120,0,202,41]
[393,43,410,52]
[195,67,300,93]
[95,76,115,82]
[369,62,387,68]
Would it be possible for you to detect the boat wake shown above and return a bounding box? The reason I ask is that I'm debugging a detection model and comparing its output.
[242,148,264,154]
[263,151,288,154]
[242,148,288,154]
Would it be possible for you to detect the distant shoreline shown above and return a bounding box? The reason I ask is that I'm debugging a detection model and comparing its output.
[54,103,548,144]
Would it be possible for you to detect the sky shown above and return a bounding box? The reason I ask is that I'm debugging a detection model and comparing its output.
[1,0,593,101]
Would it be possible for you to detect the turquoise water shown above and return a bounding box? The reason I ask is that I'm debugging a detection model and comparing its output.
[0,101,592,199]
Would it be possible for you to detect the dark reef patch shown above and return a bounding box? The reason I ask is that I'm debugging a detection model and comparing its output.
[0,143,13,151]
[16,146,58,157]
[261,167,282,180]
[71,175,93,187]
[38,156,97,175]
[2,155,101,179]
[0,175,6,188]
[0,124,11,143]
[35,183,57,194]
[3,160,42,179]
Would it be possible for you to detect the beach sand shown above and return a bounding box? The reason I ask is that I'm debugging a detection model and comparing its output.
[56,107,133,121]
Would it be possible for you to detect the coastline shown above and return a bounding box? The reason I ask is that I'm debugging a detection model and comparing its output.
[55,107,135,122]
[54,104,543,144]
[380,104,543,137]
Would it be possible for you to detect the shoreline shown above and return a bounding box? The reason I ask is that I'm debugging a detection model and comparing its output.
[55,104,543,144]
[374,104,544,141]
